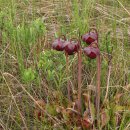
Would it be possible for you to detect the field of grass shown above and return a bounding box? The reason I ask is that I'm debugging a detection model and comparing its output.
[0,0,130,130]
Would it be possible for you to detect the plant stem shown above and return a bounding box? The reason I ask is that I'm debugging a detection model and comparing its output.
[78,47,82,113]
[96,53,101,126]
[65,52,71,101]
[92,28,101,127]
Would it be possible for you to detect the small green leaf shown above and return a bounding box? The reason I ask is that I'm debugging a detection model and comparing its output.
[22,68,35,83]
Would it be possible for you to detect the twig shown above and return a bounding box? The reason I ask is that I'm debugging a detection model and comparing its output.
[116,0,130,16]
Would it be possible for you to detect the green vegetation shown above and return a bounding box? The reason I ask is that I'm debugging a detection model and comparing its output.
[0,0,130,130]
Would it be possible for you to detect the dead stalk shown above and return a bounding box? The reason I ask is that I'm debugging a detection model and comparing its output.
[104,61,111,103]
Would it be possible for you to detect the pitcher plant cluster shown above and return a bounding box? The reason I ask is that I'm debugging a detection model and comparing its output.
[52,28,101,122]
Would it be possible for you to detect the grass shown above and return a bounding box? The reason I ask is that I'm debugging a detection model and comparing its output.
[0,0,130,130]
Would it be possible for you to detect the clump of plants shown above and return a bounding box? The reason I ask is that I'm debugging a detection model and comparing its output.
[34,28,130,130]
[34,28,102,129]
